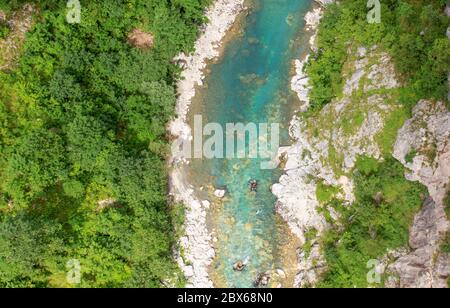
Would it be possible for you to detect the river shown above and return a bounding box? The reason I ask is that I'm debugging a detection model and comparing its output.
[186,0,313,288]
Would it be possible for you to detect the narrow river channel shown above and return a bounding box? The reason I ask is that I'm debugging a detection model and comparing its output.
[186,0,312,288]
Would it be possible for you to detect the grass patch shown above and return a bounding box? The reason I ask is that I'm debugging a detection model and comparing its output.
[317,157,427,288]
[444,188,450,220]
[316,181,340,204]
[0,24,10,39]
[302,228,319,258]
[355,156,379,176]
[327,146,345,177]
[440,230,450,254]
[341,110,366,136]
[376,105,411,157]
[405,150,417,164]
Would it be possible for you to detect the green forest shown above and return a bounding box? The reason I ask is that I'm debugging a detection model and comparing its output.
[0,0,211,287]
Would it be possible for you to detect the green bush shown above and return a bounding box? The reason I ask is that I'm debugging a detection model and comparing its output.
[444,188,450,220]
[0,24,9,39]
[316,181,340,204]
[440,231,450,254]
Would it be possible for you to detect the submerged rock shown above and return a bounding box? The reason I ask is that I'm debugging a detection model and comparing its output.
[276,269,286,279]
[214,189,226,198]
[233,261,246,272]
[249,180,258,192]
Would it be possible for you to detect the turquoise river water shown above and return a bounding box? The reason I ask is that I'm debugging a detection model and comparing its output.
[187,0,313,288]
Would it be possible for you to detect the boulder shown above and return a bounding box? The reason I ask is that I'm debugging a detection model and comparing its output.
[233,261,245,271]
[214,189,226,198]
[201,200,211,209]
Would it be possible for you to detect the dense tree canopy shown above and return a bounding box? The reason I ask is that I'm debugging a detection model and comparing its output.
[0,0,211,287]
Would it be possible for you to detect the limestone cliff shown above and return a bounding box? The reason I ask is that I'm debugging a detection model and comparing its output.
[277,43,449,288]
[385,100,450,288]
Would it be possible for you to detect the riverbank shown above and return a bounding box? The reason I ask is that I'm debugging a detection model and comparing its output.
[272,0,335,287]
[169,0,246,288]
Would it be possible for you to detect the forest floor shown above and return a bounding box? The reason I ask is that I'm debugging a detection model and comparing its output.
[0,4,35,71]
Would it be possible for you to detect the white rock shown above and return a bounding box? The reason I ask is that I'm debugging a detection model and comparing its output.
[315,0,335,6]
[202,200,211,208]
[305,8,323,31]
[276,269,286,279]
[214,189,226,198]
[291,57,311,110]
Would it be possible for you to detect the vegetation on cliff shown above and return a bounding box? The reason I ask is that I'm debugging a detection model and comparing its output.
[306,0,449,111]
[303,0,448,288]
[317,158,427,288]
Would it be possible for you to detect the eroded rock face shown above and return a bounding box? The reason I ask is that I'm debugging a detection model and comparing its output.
[294,244,327,288]
[127,28,154,49]
[386,198,449,288]
[275,46,402,287]
[386,100,450,288]
[394,100,450,214]
[291,56,310,111]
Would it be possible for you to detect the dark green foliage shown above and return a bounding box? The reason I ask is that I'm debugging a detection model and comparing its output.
[0,213,65,288]
[306,0,450,110]
[317,158,427,288]
[0,24,9,39]
[441,230,450,254]
[405,150,417,164]
[444,188,450,220]
[0,0,211,287]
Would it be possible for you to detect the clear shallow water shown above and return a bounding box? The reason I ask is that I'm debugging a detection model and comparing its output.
[187,0,312,288]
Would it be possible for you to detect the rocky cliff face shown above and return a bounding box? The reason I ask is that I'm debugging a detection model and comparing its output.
[277,38,450,287]
[274,44,408,287]
[385,100,450,288]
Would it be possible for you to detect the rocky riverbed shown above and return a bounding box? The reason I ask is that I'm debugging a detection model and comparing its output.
[169,0,245,288]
